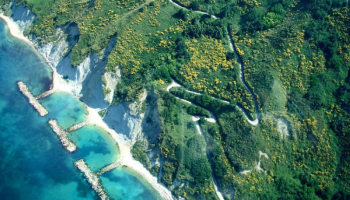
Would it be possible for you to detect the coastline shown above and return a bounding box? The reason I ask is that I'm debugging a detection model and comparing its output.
[0,13,173,200]
[0,13,30,43]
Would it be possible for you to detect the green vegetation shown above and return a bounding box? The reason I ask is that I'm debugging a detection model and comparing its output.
[154,90,218,199]
[169,87,232,115]
[97,108,107,118]
[131,140,151,169]
[1,0,350,199]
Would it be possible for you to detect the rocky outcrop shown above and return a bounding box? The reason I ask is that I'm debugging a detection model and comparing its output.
[102,70,120,104]
[141,90,162,143]
[36,29,69,68]
[80,53,109,108]
[277,117,290,139]
[103,90,148,144]
[10,2,35,32]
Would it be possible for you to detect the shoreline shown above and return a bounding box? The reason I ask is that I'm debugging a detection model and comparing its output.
[0,13,173,200]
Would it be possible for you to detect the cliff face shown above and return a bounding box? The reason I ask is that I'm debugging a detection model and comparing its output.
[10,2,34,31]
[4,2,157,147]
[2,2,200,198]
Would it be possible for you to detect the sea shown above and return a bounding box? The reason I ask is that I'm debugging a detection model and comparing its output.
[0,19,160,200]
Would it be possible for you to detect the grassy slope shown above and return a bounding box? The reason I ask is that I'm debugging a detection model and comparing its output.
[1,0,350,199]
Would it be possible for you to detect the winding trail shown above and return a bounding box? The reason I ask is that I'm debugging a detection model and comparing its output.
[239,151,269,175]
[166,81,224,199]
[168,0,217,19]
[167,0,259,126]
[116,0,155,22]
[166,81,216,123]
[167,79,257,126]
[166,0,263,198]
[227,27,259,125]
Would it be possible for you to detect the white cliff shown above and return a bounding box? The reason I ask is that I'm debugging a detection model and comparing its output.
[36,29,69,68]
[102,70,120,104]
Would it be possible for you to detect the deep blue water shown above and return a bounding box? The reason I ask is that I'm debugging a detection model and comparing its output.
[0,20,159,200]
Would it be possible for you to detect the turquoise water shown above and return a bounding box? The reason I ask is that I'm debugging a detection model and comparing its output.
[70,125,119,172]
[41,92,87,129]
[101,169,159,200]
[0,20,160,200]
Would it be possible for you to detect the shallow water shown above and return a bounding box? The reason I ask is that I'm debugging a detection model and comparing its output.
[42,92,87,129]
[101,168,159,200]
[0,19,160,200]
[70,125,119,172]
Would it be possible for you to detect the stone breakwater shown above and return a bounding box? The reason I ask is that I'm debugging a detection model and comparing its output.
[66,121,90,132]
[17,81,49,116]
[96,161,122,176]
[36,89,56,99]
[75,159,109,200]
[48,120,77,152]
[2,12,175,200]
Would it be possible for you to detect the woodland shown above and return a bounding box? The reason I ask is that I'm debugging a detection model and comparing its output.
[1,0,349,199]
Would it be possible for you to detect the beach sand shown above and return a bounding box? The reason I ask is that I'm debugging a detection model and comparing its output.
[0,13,173,200]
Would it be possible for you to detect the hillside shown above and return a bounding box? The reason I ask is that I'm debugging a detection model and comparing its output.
[1,0,349,199]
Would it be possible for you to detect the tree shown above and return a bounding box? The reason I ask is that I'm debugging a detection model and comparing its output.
[174,9,188,20]
[262,12,283,29]
[271,3,286,15]
[190,2,200,10]
[327,54,344,69]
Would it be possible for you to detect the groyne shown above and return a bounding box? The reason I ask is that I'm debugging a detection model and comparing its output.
[1,13,175,200]
[66,121,90,132]
[75,159,109,200]
[97,161,122,176]
[17,81,48,116]
[36,89,56,99]
[48,120,76,152]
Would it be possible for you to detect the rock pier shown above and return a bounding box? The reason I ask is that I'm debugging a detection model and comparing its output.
[36,89,56,99]
[17,81,48,116]
[48,120,76,152]
[66,121,90,132]
[97,161,122,176]
[75,159,109,200]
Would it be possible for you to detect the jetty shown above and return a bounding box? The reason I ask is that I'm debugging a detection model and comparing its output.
[17,81,48,116]
[97,161,122,176]
[36,89,56,99]
[75,159,109,200]
[66,121,90,132]
[48,120,76,152]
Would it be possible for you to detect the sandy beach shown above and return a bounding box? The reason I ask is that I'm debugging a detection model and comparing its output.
[0,13,30,43]
[0,13,173,200]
